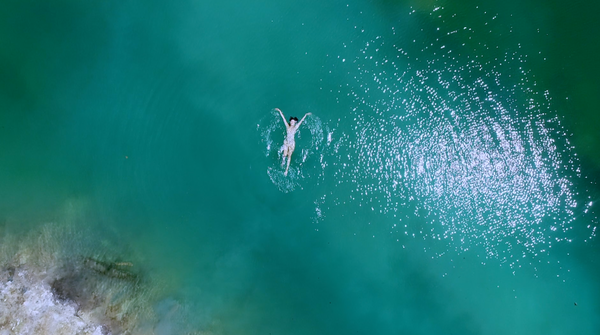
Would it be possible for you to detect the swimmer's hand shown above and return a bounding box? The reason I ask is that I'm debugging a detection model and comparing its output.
[297,112,311,127]
[275,108,288,126]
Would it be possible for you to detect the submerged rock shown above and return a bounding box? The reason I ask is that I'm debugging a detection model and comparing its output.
[0,221,152,335]
[0,266,107,335]
[82,257,137,281]
[0,209,199,335]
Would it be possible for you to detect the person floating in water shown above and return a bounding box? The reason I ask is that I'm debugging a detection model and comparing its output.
[275,108,311,176]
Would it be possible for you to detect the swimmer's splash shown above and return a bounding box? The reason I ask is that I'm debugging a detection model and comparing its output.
[258,109,325,192]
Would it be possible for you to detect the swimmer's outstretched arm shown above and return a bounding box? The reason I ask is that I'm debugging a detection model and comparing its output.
[296,112,312,128]
[275,108,289,127]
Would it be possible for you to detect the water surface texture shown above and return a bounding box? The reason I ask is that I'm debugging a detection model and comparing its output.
[1,0,599,334]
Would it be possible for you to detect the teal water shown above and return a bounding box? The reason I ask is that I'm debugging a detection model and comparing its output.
[1,0,599,334]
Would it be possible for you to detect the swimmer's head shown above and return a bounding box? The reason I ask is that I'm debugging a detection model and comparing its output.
[289,117,299,125]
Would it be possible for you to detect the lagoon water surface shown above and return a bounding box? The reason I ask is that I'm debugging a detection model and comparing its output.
[1,0,599,334]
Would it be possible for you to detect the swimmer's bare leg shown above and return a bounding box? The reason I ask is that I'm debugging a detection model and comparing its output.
[284,151,292,176]
[280,147,286,167]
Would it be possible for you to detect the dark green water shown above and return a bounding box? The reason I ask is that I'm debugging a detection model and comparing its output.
[1,0,599,334]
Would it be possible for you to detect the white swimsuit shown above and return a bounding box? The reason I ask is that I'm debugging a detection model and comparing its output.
[282,126,297,154]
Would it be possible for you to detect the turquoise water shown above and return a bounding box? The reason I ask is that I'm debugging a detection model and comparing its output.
[1,0,599,333]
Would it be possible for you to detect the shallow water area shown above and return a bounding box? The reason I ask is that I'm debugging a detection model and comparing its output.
[1,0,599,334]
[0,206,159,334]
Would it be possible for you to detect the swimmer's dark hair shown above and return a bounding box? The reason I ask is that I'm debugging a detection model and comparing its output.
[289,117,299,122]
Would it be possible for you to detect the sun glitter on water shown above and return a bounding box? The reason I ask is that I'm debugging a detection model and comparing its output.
[314,5,596,270]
